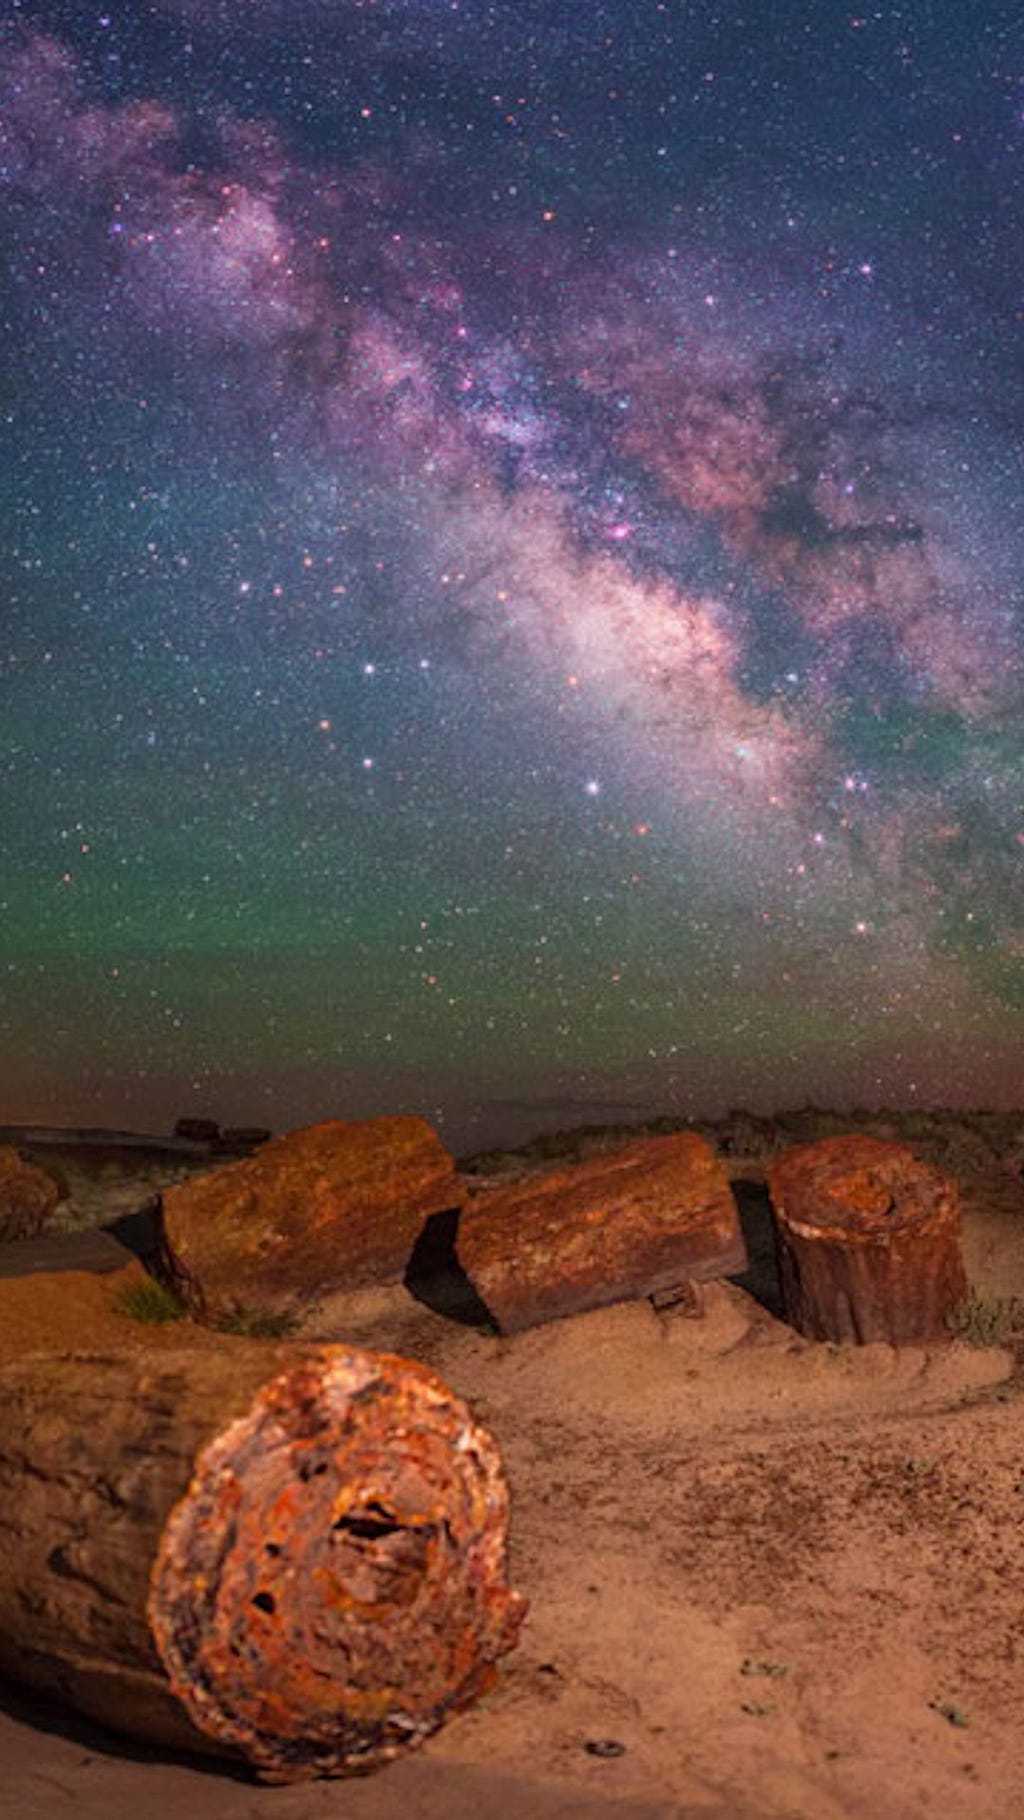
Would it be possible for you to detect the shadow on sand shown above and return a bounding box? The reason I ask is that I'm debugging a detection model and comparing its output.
[727,1178,785,1321]
[0,1673,254,1782]
[403,1208,498,1331]
[101,1200,163,1267]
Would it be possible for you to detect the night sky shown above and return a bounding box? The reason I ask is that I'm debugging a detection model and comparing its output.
[2,1,1023,1151]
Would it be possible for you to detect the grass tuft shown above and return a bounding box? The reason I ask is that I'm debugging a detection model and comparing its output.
[945,1288,1024,1349]
[111,1278,186,1325]
[212,1307,299,1339]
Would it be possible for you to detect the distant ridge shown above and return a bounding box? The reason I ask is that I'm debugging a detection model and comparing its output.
[0,1125,210,1155]
[461,1104,1024,1175]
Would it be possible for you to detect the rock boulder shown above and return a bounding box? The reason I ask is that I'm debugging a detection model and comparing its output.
[173,1117,221,1144]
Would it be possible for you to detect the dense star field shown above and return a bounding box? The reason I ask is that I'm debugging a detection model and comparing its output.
[1,1,1022,1149]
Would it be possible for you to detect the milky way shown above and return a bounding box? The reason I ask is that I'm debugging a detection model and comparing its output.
[2,2,1022,1148]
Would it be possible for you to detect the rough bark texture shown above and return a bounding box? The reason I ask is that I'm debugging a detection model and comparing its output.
[159,1117,458,1321]
[0,1145,61,1240]
[456,1132,746,1334]
[0,1343,525,1782]
[767,1135,967,1345]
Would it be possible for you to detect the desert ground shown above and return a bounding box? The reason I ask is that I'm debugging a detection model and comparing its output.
[1,1109,1023,1820]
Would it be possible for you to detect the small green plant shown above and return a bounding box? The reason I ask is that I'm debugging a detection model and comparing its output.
[111,1278,186,1325]
[945,1289,1023,1349]
[213,1307,299,1339]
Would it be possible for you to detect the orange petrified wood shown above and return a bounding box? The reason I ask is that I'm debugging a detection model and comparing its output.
[0,1143,61,1240]
[457,1131,747,1334]
[767,1135,967,1345]
[158,1116,459,1322]
[0,1344,525,1782]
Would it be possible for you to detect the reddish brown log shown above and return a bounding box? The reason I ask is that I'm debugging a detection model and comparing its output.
[0,1145,61,1240]
[0,1344,525,1782]
[767,1135,967,1345]
[456,1132,746,1334]
[159,1116,458,1322]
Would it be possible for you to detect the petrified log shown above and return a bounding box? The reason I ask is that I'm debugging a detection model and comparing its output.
[456,1132,746,1334]
[159,1116,458,1322]
[0,1343,525,1782]
[767,1135,967,1345]
[0,1144,61,1240]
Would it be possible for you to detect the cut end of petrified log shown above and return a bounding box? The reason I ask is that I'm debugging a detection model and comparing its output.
[769,1134,953,1240]
[147,1347,526,1782]
[768,1135,966,1345]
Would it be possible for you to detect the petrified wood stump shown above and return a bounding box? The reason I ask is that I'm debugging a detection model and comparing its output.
[457,1131,747,1334]
[0,1344,525,1782]
[767,1135,967,1345]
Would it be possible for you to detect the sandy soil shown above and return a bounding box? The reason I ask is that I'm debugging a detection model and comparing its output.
[2,1142,1024,1819]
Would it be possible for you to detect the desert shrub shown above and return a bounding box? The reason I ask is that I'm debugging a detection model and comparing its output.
[934,1127,996,1176]
[213,1307,299,1339]
[111,1278,186,1324]
[945,1289,1024,1349]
